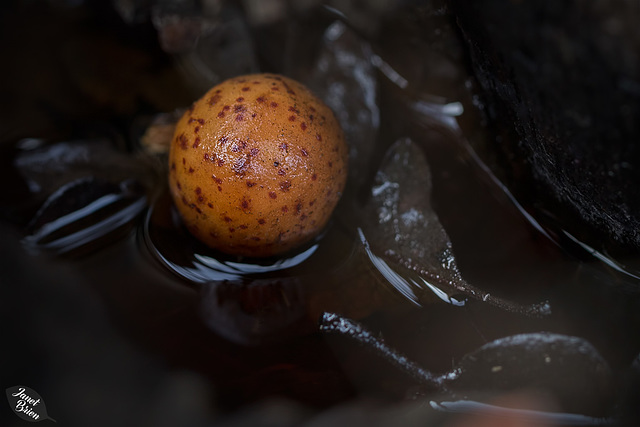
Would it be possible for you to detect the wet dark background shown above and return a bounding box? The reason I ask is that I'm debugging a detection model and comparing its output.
[2,0,640,426]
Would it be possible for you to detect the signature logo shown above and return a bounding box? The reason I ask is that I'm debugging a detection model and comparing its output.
[5,386,56,423]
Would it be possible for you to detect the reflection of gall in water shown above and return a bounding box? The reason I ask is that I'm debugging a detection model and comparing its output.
[200,278,309,346]
[168,73,348,258]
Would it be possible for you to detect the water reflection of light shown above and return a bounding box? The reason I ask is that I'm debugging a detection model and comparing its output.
[143,198,320,283]
[430,399,614,426]
[24,191,147,254]
[193,243,318,276]
[418,277,465,306]
[358,227,465,307]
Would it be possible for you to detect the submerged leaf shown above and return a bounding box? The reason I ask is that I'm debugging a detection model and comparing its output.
[306,20,380,199]
[15,138,154,255]
[448,332,613,412]
[14,138,147,198]
[362,138,548,315]
[321,313,613,416]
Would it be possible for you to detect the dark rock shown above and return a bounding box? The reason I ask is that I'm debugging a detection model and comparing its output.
[449,0,640,253]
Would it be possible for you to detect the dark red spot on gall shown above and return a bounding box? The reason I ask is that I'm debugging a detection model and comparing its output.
[281,80,295,95]
[195,187,202,195]
[188,167,194,173]
[280,181,291,191]
[246,181,256,188]
[316,133,322,141]
[301,148,308,156]
[217,159,225,167]
[192,137,200,148]
[241,198,250,210]
[229,227,235,233]
[198,196,204,203]
[251,236,261,241]
[171,162,176,170]
[258,219,266,225]
[236,97,244,102]
[223,105,230,111]
[239,224,248,229]
[178,133,188,150]
[269,191,277,199]
[219,136,228,145]
[224,216,232,222]
[235,114,244,121]
[311,173,317,181]
[212,176,222,184]
[194,126,200,133]
[270,102,278,108]
[176,181,182,190]
[234,105,246,112]
[300,214,308,221]
[300,122,307,131]
[233,157,248,174]
[182,157,186,165]
[218,186,222,191]
[196,207,202,214]
[208,203,213,208]
[288,115,296,121]
[242,87,250,92]
[296,202,303,214]
[217,112,225,118]
[282,206,289,213]
[257,96,265,103]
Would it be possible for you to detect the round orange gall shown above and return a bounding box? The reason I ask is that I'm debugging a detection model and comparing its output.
[168,74,348,257]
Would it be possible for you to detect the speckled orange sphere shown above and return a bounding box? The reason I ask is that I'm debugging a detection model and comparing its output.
[168,74,348,257]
